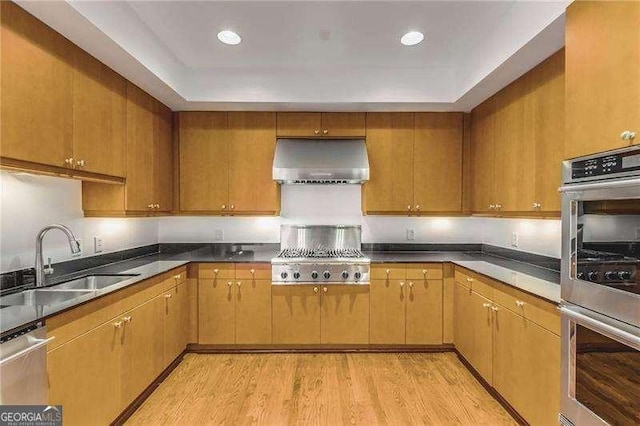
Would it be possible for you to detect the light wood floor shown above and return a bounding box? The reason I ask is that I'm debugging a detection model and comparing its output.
[126,352,516,425]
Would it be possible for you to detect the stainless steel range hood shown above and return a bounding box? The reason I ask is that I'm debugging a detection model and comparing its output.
[272,138,369,184]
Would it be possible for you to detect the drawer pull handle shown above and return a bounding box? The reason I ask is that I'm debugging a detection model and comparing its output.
[313,287,319,293]
[114,321,123,329]
[466,277,473,283]
[491,306,499,312]
[408,282,414,288]
[422,269,427,276]
[237,281,242,287]
[482,303,491,308]
[164,294,172,299]
[227,281,232,287]
[516,300,525,307]
[213,269,219,275]
[250,269,255,275]
[386,269,390,276]
[399,281,405,288]
[123,316,132,323]
[323,287,328,293]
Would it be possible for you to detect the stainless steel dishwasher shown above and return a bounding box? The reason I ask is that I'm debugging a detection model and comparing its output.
[0,326,53,404]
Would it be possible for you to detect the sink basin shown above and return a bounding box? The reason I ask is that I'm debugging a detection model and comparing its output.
[50,274,140,291]
[0,289,92,306]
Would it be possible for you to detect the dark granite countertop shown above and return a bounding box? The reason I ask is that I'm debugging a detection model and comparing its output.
[0,244,560,338]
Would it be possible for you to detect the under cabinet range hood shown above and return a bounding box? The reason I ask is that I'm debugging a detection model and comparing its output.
[272,138,369,184]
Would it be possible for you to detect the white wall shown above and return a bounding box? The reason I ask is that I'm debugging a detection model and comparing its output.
[159,186,562,258]
[0,172,159,273]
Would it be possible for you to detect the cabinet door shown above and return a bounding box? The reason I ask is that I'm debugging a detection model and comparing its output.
[370,279,406,344]
[406,279,443,344]
[413,113,463,213]
[48,320,121,426]
[125,83,155,211]
[72,47,126,177]
[228,112,279,214]
[198,276,235,344]
[1,1,73,167]
[120,296,165,406]
[163,282,189,366]
[179,112,229,212]
[235,278,272,344]
[364,113,414,213]
[154,102,173,212]
[276,112,322,137]
[493,306,560,426]
[320,285,370,344]
[565,1,640,159]
[272,285,321,344]
[454,283,493,384]
[321,112,366,138]
[470,102,496,213]
[533,50,564,213]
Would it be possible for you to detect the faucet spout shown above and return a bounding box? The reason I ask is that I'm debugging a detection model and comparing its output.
[35,224,81,287]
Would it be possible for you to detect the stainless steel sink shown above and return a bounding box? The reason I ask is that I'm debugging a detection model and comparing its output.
[0,289,92,306]
[50,274,140,291]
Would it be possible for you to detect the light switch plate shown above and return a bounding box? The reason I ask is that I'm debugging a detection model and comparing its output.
[213,229,224,241]
[94,236,103,253]
[406,228,415,241]
[511,232,518,248]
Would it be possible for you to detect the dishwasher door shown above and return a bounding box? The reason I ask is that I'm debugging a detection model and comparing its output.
[0,326,53,404]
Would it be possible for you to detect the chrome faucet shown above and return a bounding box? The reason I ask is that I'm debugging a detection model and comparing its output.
[35,224,81,287]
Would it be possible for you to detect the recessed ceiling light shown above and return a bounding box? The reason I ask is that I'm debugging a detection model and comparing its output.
[401,31,424,46]
[217,30,241,45]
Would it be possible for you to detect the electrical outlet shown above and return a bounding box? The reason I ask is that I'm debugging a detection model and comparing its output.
[511,232,519,248]
[213,229,224,241]
[406,228,415,241]
[94,236,103,254]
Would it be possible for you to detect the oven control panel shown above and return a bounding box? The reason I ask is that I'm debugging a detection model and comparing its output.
[571,147,640,179]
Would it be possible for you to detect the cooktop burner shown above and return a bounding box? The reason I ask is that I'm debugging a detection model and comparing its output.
[277,247,365,259]
[577,249,630,262]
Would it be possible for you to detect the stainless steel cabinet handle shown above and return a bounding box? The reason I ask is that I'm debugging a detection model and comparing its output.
[466,277,473,283]
[213,269,219,275]
[515,300,525,307]
[148,204,153,209]
[250,269,255,275]
[221,205,226,210]
[164,294,172,299]
[227,281,232,287]
[415,205,421,211]
[399,281,405,288]
[314,129,320,135]
[489,204,495,210]
[491,306,499,312]
[75,159,85,168]
[230,205,235,210]
[313,287,319,293]
[237,281,242,287]
[407,205,412,211]
[422,269,427,277]
[621,130,636,141]
[123,316,132,323]
[64,158,74,166]
[323,287,328,293]
[482,303,491,308]
[114,321,123,328]
[323,129,328,135]
[408,282,414,288]
[496,204,502,210]
[386,269,390,276]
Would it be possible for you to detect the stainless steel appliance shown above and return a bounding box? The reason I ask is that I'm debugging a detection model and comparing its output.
[271,225,370,284]
[560,145,640,426]
[272,139,369,184]
[0,326,53,404]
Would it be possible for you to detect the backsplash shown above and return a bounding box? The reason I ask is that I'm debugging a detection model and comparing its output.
[1,173,561,274]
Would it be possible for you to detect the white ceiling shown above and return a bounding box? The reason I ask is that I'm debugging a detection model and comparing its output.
[17,0,570,111]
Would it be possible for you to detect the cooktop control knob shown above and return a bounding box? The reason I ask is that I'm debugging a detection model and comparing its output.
[280,271,288,280]
[341,271,349,279]
[354,271,362,280]
[323,271,331,279]
[311,271,319,280]
[576,272,585,280]
[587,271,599,281]
[604,271,618,280]
[293,271,301,280]
[618,270,632,281]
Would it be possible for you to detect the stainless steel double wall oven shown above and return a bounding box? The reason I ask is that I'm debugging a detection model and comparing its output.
[560,145,640,426]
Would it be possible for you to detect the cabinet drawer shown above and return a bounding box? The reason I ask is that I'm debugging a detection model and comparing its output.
[235,263,271,280]
[492,281,560,335]
[162,267,187,291]
[406,263,443,280]
[370,264,406,280]
[198,263,235,279]
[455,268,493,299]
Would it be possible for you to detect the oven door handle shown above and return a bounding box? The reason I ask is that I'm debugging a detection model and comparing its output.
[560,306,640,349]
[559,176,640,193]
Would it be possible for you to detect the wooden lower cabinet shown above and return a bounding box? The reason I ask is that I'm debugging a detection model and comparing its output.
[453,282,493,383]
[120,296,165,406]
[48,320,122,426]
[198,275,235,344]
[320,285,370,344]
[235,278,272,344]
[272,285,321,344]
[163,282,189,364]
[493,306,560,426]
[370,279,406,344]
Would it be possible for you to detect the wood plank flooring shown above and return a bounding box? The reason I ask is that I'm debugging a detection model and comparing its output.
[126,352,516,425]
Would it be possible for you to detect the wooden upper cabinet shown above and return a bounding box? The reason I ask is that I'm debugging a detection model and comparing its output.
[364,113,414,213]
[565,1,640,159]
[276,112,365,138]
[125,83,156,211]
[320,112,365,138]
[1,1,73,168]
[228,112,280,214]
[413,113,463,213]
[276,112,322,137]
[178,112,229,212]
[72,47,126,177]
[470,100,496,213]
[154,103,174,212]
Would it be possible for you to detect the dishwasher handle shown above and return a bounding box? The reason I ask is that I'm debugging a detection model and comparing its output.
[0,336,54,366]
